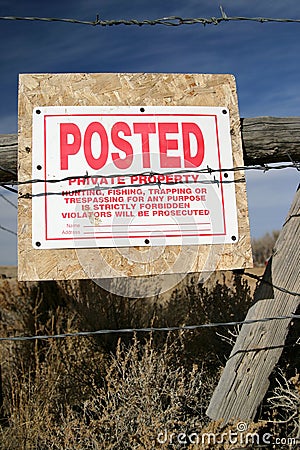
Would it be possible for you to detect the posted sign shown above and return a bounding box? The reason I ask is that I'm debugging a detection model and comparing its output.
[32,105,238,249]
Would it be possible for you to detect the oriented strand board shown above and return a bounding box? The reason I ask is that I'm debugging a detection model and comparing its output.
[18,73,252,281]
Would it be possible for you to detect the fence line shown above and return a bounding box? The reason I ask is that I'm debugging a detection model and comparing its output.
[1,7,300,28]
[0,314,299,343]
[243,271,300,297]
[0,185,18,194]
[0,224,17,236]
[0,193,17,209]
[0,162,298,199]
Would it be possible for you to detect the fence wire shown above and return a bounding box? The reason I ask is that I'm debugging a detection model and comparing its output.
[243,271,300,297]
[0,193,17,209]
[0,7,299,360]
[0,223,17,236]
[0,162,299,199]
[1,7,300,28]
[0,314,299,343]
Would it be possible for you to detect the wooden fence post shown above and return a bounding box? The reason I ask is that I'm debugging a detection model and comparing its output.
[206,185,300,422]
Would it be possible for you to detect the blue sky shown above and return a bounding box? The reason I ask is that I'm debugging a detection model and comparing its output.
[0,0,299,265]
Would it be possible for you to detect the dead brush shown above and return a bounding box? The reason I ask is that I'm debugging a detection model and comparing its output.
[262,369,300,443]
[50,335,216,450]
[0,310,107,450]
[0,262,297,449]
[0,331,215,450]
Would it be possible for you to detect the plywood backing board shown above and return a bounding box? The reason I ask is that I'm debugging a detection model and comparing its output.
[18,73,252,281]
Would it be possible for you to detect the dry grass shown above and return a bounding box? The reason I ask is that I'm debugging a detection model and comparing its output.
[0,273,253,449]
[0,327,216,450]
[0,250,298,449]
[258,369,300,445]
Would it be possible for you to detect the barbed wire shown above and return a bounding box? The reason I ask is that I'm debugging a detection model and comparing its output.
[0,162,298,199]
[2,162,298,187]
[0,193,17,209]
[0,185,18,194]
[0,161,298,299]
[20,178,247,199]
[243,271,300,297]
[1,7,300,28]
[0,224,17,236]
[0,314,299,343]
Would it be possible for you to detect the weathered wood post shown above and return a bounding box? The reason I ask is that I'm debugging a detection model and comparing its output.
[207,185,300,422]
[2,117,300,179]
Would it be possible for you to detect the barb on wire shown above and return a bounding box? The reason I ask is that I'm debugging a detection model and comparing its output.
[0,193,17,209]
[243,271,300,297]
[285,150,300,171]
[0,224,17,236]
[1,7,300,28]
[0,314,299,342]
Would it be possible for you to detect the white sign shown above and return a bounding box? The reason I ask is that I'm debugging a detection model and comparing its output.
[32,106,238,249]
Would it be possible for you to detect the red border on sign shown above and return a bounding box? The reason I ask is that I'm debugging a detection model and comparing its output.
[43,113,227,241]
